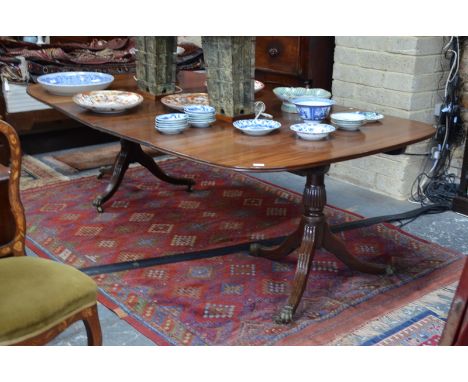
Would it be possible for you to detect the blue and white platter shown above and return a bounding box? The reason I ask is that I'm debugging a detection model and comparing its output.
[233,119,281,136]
[37,72,114,96]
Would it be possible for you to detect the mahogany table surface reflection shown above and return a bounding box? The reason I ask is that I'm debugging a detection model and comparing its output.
[28,73,435,323]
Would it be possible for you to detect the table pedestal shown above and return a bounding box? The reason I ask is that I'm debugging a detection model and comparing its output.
[93,139,195,212]
[250,165,393,324]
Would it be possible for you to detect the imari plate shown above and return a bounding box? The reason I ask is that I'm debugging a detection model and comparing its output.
[73,91,144,113]
[161,93,209,111]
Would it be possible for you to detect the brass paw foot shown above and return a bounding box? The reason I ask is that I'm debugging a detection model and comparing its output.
[249,243,261,256]
[274,305,294,325]
[92,198,104,213]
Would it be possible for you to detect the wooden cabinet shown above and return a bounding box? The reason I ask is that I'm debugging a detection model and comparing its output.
[255,36,335,90]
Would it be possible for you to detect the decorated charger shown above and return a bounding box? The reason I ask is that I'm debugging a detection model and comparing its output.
[73,91,143,113]
[161,93,209,111]
[37,72,114,96]
[233,119,281,136]
[290,123,336,141]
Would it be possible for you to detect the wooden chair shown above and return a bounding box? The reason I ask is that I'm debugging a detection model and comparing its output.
[439,256,468,346]
[0,119,102,345]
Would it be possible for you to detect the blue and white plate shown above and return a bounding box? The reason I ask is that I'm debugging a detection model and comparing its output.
[290,123,335,141]
[183,105,216,114]
[37,72,114,96]
[155,125,188,135]
[155,113,188,123]
[353,111,384,122]
[233,119,281,136]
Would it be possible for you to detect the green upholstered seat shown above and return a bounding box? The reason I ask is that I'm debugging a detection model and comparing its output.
[0,257,97,345]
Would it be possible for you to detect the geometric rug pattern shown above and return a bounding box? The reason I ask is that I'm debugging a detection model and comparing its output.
[22,158,464,345]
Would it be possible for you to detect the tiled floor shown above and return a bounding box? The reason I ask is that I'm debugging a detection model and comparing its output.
[46,171,468,345]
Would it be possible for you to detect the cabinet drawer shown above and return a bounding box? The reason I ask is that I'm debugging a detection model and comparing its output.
[256,37,302,75]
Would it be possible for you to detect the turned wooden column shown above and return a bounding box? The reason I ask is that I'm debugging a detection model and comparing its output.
[251,165,388,324]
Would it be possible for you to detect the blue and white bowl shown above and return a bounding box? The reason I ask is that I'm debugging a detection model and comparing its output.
[37,72,114,96]
[290,97,335,124]
[233,119,281,136]
[290,123,335,141]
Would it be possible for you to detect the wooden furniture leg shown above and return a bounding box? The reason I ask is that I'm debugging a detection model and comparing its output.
[250,166,390,324]
[83,305,103,346]
[93,139,195,212]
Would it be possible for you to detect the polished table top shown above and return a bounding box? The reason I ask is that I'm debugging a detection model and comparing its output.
[28,73,435,172]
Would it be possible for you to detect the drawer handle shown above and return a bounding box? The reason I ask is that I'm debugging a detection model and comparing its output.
[268,47,280,57]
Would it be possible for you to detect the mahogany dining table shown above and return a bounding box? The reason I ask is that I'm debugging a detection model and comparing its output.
[28,72,435,323]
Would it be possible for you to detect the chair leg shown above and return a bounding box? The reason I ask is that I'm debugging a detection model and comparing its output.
[83,305,103,346]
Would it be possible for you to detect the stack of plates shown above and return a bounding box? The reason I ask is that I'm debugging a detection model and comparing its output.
[330,112,367,131]
[183,105,216,128]
[155,113,189,134]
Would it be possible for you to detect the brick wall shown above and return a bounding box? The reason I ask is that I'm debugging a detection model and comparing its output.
[329,37,451,200]
[450,38,467,179]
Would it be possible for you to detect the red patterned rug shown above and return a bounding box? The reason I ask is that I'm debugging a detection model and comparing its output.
[22,158,464,345]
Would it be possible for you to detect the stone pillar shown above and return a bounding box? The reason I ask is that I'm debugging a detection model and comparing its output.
[202,37,255,118]
[329,37,450,199]
[135,37,177,95]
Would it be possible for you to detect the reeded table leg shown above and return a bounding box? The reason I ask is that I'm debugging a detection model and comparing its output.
[250,165,390,324]
[93,139,195,212]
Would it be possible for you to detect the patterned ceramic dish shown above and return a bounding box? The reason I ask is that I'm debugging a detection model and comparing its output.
[254,80,265,93]
[290,97,336,124]
[353,111,384,122]
[273,87,332,113]
[290,123,336,141]
[73,91,143,113]
[330,112,367,131]
[161,93,209,111]
[233,119,281,136]
[37,72,114,96]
